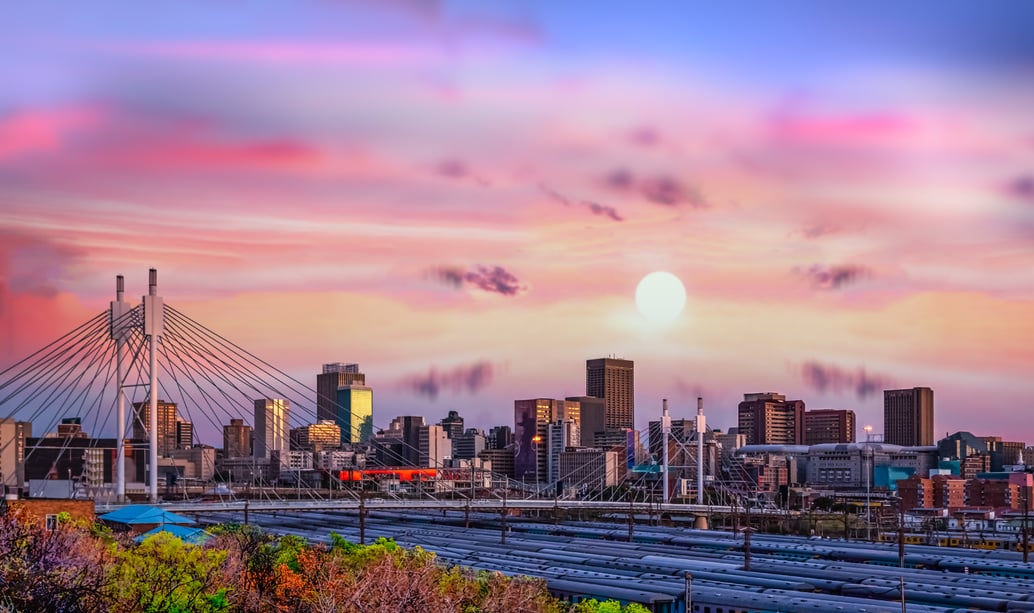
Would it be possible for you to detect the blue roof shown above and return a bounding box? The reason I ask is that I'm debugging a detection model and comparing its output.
[99,504,195,525]
[134,523,211,545]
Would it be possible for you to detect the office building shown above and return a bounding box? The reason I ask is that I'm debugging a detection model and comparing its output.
[514,398,581,482]
[586,357,634,430]
[567,396,606,447]
[558,448,621,494]
[317,363,373,445]
[132,399,180,457]
[223,419,252,459]
[547,419,579,484]
[440,410,464,440]
[804,409,856,445]
[0,418,32,491]
[453,428,486,460]
[254,398,290,461]
[884,387,934,446]
[478,448,515,479]
[737,393,805,445]
[488,426,513,450]
[291,421,342,452]
[418,424,451,468]
[175,421,194,450]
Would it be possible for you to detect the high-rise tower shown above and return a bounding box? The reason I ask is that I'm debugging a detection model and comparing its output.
[254,398,290,460]
[884,387,934,446]
[586,357,634,431]
[317,363,372,445]
[132,400,179,457]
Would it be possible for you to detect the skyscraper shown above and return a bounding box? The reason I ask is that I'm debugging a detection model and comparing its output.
[317,363,372,445]
[514,398,580,482]
[737,393,805,445]
[566,396,605,447]
[335,385,373,445]
[254,398,290,460]
[586,357,635,431]
[884,387,934,446]
[132,399,179,457]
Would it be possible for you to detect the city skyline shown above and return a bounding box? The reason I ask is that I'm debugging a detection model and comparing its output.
[2,3,1033,442]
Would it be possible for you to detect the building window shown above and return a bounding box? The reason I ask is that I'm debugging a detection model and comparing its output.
[45,514,58,531]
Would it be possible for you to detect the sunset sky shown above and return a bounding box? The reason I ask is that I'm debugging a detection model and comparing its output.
[2,2,1033,445]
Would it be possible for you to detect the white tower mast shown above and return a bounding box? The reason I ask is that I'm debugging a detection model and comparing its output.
[661,399,671,504]
[143,269,164,503]
[696,397,705,505]
[109,275,131,502]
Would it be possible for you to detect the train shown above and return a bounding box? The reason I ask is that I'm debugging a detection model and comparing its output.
[876,531,1034,552]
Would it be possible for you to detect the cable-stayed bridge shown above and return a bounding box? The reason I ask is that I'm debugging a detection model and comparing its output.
[2,269,745,522]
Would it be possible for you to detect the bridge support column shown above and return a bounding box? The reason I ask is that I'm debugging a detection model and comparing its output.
[109,275,131,503]
[143,268,164,504]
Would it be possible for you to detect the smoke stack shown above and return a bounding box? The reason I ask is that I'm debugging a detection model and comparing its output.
[697,396,703,415]
[148,268,157,296]
[116,275,124,301]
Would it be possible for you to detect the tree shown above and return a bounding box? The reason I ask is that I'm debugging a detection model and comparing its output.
[106,531,229,612]
[0,508,113,612]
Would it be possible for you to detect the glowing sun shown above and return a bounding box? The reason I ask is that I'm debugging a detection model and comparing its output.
[635,271,686,323]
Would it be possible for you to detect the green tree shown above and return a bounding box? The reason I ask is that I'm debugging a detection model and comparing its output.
[107,531,228,612]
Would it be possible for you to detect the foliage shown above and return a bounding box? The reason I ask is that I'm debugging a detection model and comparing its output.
[106,530,229,612]
[0,512,642,613]
[571,599,652,613]
[0,508,114,612]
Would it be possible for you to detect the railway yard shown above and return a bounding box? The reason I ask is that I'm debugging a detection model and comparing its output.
[195,509,1034,613]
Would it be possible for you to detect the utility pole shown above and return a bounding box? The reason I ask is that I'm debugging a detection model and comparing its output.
[898,505,905,568]
[359,477,367,545]
[743,502,752,571]
[1023,487,1030,564]
[628,488,635,542]
[684,572,692,612]
[500,485,508,544]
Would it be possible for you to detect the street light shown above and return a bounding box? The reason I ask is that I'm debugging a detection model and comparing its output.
[532,434,543,495]
[864,425,873,541]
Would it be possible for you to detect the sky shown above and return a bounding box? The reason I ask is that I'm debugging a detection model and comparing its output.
[1,1,1033,445]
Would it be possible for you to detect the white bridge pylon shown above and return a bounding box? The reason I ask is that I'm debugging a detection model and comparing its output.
[109,269,163,503]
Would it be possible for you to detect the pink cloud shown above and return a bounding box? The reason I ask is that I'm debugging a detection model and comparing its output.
[768,111,917,147]
[97,40,442,66]
[0,106,102,160]
[124,137,324,172]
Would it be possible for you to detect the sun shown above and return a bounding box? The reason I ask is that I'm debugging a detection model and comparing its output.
[635,271,686,323]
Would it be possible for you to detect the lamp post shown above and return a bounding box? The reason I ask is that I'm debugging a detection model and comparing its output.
[532,434,542,495]
[864,425,873,541]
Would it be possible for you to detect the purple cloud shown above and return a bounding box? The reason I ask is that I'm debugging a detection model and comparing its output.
[1006,175,1034,202]
[433,158,468,179]
[798,264,871,290]
[628,126,661,147]
[433,265,527,296]
[541,185,623,222]
[800,361,892,400]
[400,361,494,400]
[603,169,708,208]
